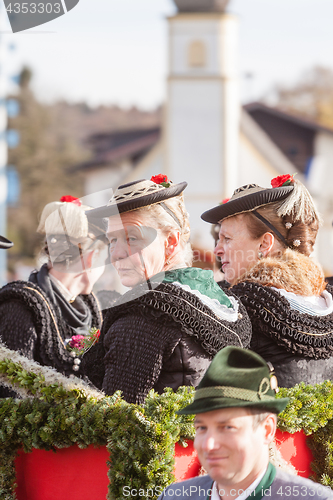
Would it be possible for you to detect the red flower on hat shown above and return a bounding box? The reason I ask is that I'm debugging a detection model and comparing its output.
[60,195,82,206]
[151,174,171,188]
[221,197,230,204]
[271,174,294,188]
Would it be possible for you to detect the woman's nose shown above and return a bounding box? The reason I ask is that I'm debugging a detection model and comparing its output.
[110,240,129,261]
[214,240,224,256]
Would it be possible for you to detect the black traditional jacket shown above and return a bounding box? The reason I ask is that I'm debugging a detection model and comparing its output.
[83,268,252,404]
[232,251,333,387]
[0,272,102,377]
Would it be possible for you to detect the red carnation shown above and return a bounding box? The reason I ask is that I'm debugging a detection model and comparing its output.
[271,174,294,188]
[69,335,85,350]
[151,174,171,188]
[222,197,230,204]
[60,195,82,206]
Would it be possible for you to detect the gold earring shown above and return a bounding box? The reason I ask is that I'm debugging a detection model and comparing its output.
[258,251,263,259]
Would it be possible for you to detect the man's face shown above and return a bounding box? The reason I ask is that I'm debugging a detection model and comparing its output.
[194,407,275,491]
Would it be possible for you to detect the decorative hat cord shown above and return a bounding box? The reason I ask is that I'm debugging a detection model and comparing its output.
[159,202,182,228]
[252,210,289,248]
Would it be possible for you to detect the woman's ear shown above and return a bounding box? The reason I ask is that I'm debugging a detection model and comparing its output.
[259,232,275,257]
[166,230,180,255]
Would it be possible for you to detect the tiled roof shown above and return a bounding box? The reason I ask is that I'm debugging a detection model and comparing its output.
[73,127,161,171]
[245,102,333,134]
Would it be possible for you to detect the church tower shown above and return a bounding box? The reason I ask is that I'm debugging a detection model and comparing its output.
[165,0,239,247]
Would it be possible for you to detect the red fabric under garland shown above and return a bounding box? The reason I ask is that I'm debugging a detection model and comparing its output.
[15,432,313,500]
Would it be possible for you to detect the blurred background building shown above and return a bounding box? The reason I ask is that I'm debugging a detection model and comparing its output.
[4,0,333,283]
[72,0,333,275]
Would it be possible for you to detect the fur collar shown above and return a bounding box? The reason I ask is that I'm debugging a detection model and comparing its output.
[235,249,326,296]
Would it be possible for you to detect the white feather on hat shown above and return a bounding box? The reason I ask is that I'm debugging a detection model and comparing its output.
[276,178,322,225]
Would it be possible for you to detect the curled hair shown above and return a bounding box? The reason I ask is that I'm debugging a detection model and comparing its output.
[136,193,193,266]
[243,201,319,257]
[38,198,108,268]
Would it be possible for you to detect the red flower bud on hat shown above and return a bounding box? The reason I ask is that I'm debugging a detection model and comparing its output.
[271,174,294,188]
[93,329,100,339]
[221,197,230,204]
[60,195,82,206]
[151,174,171,188]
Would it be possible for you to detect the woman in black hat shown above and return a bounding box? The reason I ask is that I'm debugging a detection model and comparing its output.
[83,175,252,404]
[202,174,333,388]
[0,196,109,385]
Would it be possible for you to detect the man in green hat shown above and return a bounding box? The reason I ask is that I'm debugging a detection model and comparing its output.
[157,347,333,500]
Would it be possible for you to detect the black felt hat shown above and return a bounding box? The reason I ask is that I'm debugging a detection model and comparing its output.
[201,183,294,224]
[88,178,188,219]
[178,346,289,415]
[0,235,13,250]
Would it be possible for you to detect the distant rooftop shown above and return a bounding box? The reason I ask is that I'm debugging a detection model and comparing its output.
[245,102,333,135]
[245,102,333,175]
[72,127,161,172]
[173,0,230,13]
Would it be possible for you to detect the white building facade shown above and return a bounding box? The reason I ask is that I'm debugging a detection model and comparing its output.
[80,0,333,275]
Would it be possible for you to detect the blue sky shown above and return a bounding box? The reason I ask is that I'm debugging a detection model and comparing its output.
[2,0,333,109]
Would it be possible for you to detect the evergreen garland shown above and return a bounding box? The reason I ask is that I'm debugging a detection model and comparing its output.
[277,381,333,434]
[0,354,195,500]
[1,354,333,499]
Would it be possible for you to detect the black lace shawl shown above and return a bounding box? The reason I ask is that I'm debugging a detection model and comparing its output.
[232,282,333,360]
[82,282,252,392]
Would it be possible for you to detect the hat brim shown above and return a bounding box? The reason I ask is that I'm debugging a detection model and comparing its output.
[0,235,13,249]
[201,186,293,224]
[177,396,289,415]
[87,182,188,219]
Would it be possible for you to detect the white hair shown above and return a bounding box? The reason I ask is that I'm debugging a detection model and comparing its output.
[135,194,193,266]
